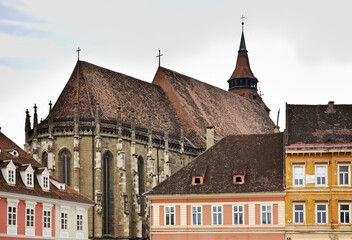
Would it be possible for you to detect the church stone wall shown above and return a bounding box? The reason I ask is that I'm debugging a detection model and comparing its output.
[27,127,198,240]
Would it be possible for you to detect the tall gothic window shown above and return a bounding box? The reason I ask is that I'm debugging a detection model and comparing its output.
[59,149,71,186]
[42,152,48,168]
[137,156,146,237]
[103,151,113,235]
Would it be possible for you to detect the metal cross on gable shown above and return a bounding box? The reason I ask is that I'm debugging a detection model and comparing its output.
[241,15,245,31]
[76,47,81,60]
[156,50,163,67]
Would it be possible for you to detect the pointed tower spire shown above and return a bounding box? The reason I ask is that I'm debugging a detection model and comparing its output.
[239,15,247,52]
[33,104,38,137]
[227,17,270,114]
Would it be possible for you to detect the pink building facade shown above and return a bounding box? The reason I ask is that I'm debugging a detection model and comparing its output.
[0,131,93,239]
[146,133,286,239]
[149,194,285,240]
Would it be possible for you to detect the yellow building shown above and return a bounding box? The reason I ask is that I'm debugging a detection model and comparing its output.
[285,102,352,239]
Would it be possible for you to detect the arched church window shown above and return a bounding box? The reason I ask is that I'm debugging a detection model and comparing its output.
[59,149,71,186]
[138,156,145,196]
[137,156,146,234]
[103,151,113,235]
[42,152,48,168]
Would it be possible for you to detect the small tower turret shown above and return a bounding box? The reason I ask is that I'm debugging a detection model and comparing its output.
[33,104,38,137]
[228,18,270,113]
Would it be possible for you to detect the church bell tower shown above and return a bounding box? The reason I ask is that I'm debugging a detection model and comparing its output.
[228,18,270,113]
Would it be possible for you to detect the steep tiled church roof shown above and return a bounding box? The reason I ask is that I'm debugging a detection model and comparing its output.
[146,133,284,195]
[43,61,275,148]
[153,66,274,146]
[286,103,352,146]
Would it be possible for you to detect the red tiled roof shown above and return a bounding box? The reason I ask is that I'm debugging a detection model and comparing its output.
[153,67,275,147]
[147,133,284,195]
[0,132,41,167]
[286,104,352,145]
[229,51,256,80]
[39,61,274,148]
[0,131,93,205]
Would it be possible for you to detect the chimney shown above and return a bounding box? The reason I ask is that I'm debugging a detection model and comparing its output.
[206,126,215,150]
[327,101,335,113]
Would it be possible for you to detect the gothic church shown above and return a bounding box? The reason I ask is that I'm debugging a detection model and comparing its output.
[24,24,274,239]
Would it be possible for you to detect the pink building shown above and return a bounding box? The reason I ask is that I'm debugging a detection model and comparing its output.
[0,131,93,239]
[146,133,286,240]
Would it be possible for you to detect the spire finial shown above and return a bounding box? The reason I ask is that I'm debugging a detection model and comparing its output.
[76,47,81,60]
[49,101,52,112]
[238,15,247,52]
[156,50,163,67]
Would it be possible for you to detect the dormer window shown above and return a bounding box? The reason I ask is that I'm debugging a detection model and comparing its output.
[20,164,34,188]
[192,176,204,185]
[233,174,245,184]
[1,160,16,185]
[36,167,50,191]
[6,149,19,157]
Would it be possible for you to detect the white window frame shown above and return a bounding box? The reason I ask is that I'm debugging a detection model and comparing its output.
[293,203,305,224]
[261,204,272,225]
[339,203,350,224]
[212,205,223,225]
[338,165,350,186]
[43,176,49,188]
[8,169,15,185]
[26,172,33,187]
[7,199,19,235]
[293,166,305,186]
[43,204,53,237]
[165,206,175,226]
[60,206,69,238]
[191,206,202,225]
[233,205,244,225]
[76,208,84,239]
[315,203,328,224]
[25,201,37,236]
[315,165,327,186]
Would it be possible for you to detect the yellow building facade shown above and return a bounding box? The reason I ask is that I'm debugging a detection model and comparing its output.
[285,147,352,239]
[285,103,352,239]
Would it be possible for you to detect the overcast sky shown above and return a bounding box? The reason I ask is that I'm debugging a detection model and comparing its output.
[1,0,352,146]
